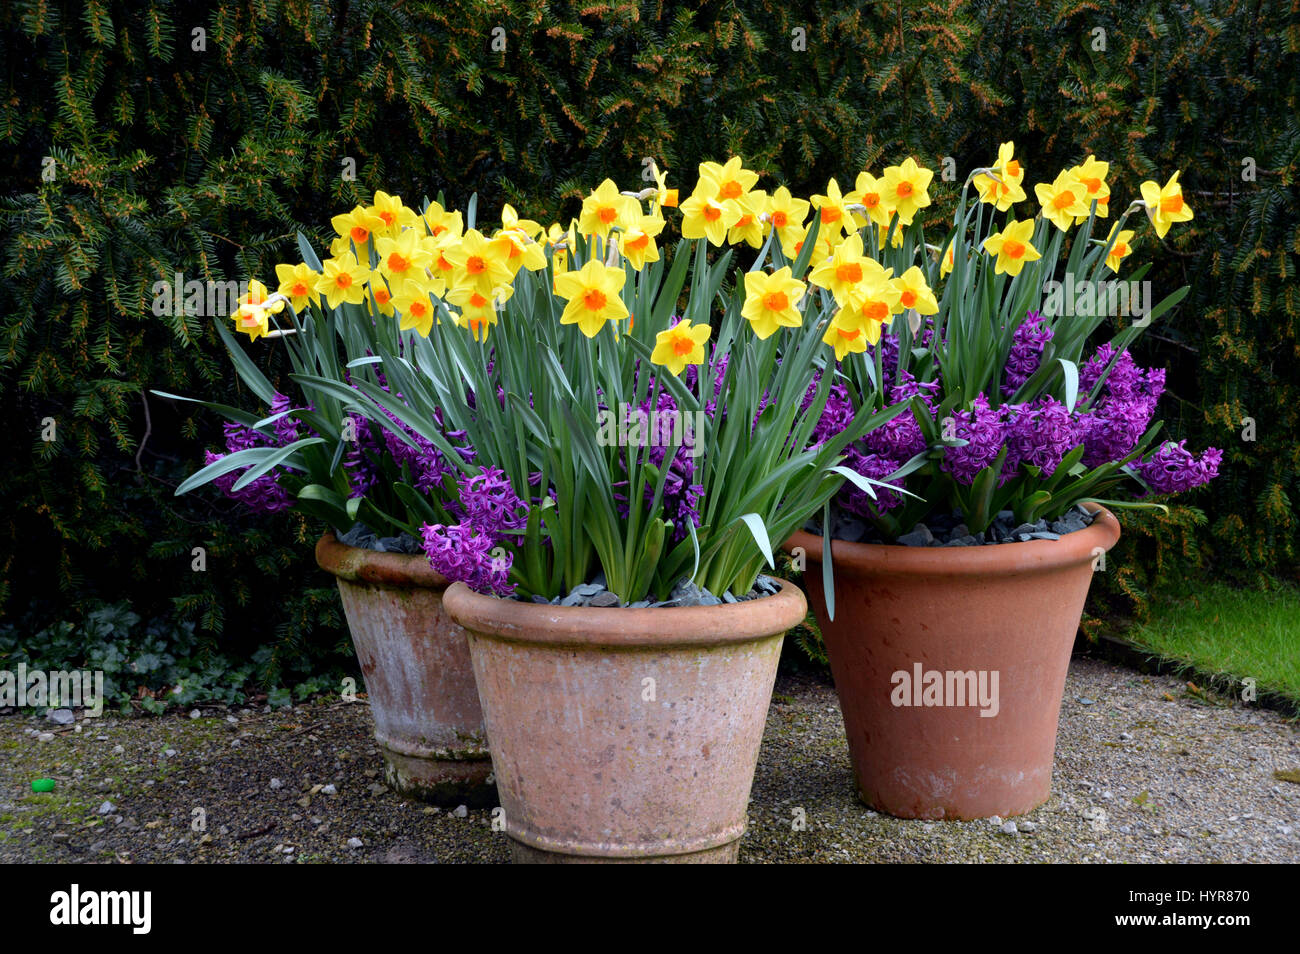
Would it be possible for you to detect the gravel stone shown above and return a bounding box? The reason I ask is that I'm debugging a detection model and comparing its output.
[48,709,75,726]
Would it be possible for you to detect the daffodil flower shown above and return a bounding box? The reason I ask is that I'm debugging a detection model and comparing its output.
[650,318,711,376]
[367,270,397,316]
[982,218,1042,276]
[810,177,856,240]
[274,263,322,312]
[448,284,510,341]
[727,191,768,248]
[368,190,417,237]
[1070,155,1111,224]
[331,206,386,249]
[501,203,544,240]
[651,164,678,210]
[852,170,895,229]
[579,179,638,239]
[1140,171,1193,239]
[822,313,870,361]
[316,253,371,308]
[1035,170,1091,232]
[741,266,805,339]
[443,228,514,295]
[892,265,939,316]
[392,277,439,337]
[680,189,741,246]
[554,260,629,337]
[1102,225,1137,273]
[423,202,464,242]
[229,280,286,341]
[809,234,885,306]
[766,187,810,250]
[376,229,435,283]
[621,213,666,271]
[699,157,759,204]
[881,157,933,225]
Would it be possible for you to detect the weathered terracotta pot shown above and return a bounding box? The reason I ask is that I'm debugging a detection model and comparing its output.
[788,505,1120,820]
[443,580,807,863]
[315,533,493,805]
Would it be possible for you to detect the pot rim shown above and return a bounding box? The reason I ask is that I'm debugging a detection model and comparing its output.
[787,503,1120,578]
[443,578,807,649]
[315,531,450,590]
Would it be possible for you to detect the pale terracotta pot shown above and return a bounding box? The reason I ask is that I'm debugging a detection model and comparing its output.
[788,505,1120,820]
[443,579,807,863]
[315,533,493,805]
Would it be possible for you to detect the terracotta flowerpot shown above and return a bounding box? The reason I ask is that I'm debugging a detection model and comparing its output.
[442,580,807,863]
[788,506,1120,820]
[315,533,493,805]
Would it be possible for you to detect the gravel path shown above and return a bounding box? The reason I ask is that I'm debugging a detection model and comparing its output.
[2,655,1296,863]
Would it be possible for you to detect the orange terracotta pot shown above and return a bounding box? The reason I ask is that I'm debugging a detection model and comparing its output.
[788,506,1120,820]
[443,580,807,863]
[315,533,493,805]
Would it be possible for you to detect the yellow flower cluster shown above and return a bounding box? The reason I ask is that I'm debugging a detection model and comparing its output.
[231,150,1193,378]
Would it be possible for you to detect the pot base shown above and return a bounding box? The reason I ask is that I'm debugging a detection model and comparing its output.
[508,838,739,864]
[379,746,497,807]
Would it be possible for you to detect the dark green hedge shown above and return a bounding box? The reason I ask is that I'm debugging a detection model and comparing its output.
[2,0,1296,666]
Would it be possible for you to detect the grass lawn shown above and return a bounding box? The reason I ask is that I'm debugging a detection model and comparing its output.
[1127,581,1300,706]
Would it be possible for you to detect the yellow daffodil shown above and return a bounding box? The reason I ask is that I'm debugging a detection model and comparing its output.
[501,203,544,240]
[842,284,901,345]
[974,142,1027,212]
[741,266,805,339]
[545,222,573,275]
[1103,225,1136,273]
[651,164,679,210]
[376,229,434,283]
[852,170,895,230]
[554,260,629,337]
[429,238,459,291]
[493,229,548,274]
[938,241,955,278]
[810,177,857,240]
[274,263,321,312]
[892,265,939,316]
[822,313,871,361]
[1035,169,1090,232]
[392,278,439,337]
[368,191,417,237]
[727,191,768,248]
[809,233,886,306]
[423,202,464,242]
[229,279,284,341]
[447,284,509,341]
[680,190,741,246]
[316,253,371,308]
[982,218,1042,276]
[443,229,513,295]
[367,271,397,316]
[331,206,386,249]
[881,157,933,225]
[699,157,759,204]
[1070,155,1110,224]
[620,213,666,271]
[651,318,711,376]
[1140,171,1194,239]
[766,186,810,250]
[578,179,638,240]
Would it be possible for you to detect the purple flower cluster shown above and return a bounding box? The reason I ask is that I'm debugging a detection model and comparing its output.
[610,379,705,542]
[420,466,526,596]
[1002,312,1052,398]
[816,320,1220,522]
[1135,440,1223,494]
[1074,345,1166,467]
[204,392,301,513]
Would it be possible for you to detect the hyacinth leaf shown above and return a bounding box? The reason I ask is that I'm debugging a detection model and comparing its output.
[738,512,776,569]
[230,438,325,491]
[297,232,323,272]
[1079,498,1170,514]
[148,390,264,429]
[821,500,836,622]
[213,320,278,405]
[1060,358,1079,412]
[175,445,296,496]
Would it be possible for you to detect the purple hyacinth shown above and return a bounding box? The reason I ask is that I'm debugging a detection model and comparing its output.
[1075,344,1165,466]
[1135,440,1222,494]
[837,449,903,515]
[1002,311,1053,398]
[458,466,528,535]
[204,392,309,513]
[942,393,1008,484]
[420,522,515,596]
[864,372,937,461]
[1002,396,1075,479]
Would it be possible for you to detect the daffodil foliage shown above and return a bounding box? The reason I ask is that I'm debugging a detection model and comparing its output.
[170,175,906,603]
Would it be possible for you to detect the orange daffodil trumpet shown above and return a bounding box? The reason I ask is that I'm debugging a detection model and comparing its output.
[1140,171,1194,239]
[982,218,1042,276]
